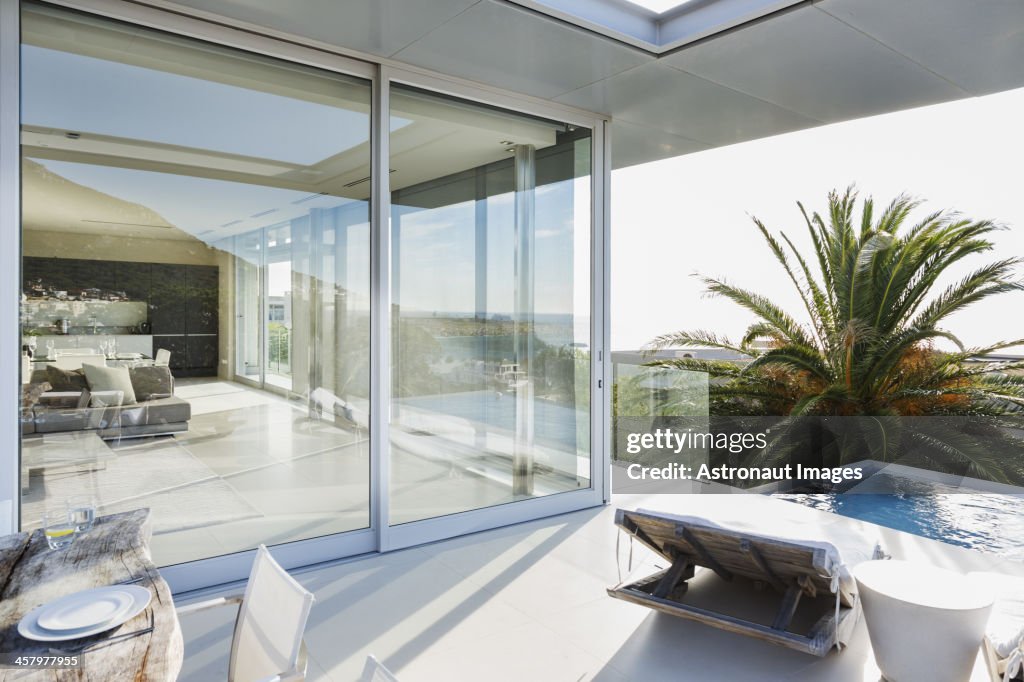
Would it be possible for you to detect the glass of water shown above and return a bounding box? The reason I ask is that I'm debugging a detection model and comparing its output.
[42,511,77,551]
[66,496,97,533]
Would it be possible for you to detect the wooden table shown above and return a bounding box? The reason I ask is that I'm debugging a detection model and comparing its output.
[0,509,183,681]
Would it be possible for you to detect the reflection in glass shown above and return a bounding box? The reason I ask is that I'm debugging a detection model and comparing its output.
[389,85,592,524]
[19,5,371,566]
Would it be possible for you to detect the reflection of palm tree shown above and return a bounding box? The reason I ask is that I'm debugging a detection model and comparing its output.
[647,188,1024,481]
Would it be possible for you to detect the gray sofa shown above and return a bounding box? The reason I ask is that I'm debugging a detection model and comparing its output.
[22,366,191,440]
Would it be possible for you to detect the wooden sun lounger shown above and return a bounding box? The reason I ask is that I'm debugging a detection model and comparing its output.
[607,508,857,657]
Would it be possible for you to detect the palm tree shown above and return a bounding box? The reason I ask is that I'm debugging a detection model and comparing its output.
[646,188,1024,482]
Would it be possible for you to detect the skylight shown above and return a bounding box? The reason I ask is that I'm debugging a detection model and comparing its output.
[621,0,692,14]
[510,0,803,53]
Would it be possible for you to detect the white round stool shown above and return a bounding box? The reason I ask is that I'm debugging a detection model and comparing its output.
[854,559,994,682]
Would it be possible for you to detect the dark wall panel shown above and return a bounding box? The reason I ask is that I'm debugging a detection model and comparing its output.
[24,256,220,376]
[149,264,188,335]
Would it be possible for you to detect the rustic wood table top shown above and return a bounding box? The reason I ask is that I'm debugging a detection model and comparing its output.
[0,509,182,681]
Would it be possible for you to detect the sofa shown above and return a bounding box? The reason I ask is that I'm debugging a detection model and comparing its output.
[21,365,191,440]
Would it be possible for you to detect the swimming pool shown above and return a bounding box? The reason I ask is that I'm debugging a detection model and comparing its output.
[775,474,1024,562]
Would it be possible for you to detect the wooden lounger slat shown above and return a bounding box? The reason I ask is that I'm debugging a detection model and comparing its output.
[679,526,733,581]
[744,541,787,593]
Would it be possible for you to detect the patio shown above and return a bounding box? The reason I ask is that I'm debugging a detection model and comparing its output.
[177,492,1024,681]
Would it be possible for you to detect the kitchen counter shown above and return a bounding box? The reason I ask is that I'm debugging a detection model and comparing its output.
[28,334,153,358]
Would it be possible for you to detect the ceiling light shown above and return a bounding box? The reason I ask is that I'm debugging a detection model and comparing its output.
[500,140,514,145]
[64,132,81,140]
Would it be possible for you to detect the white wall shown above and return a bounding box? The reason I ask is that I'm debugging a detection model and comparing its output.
[0,0,20,534]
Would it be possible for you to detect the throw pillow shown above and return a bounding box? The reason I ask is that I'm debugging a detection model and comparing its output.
[129,366,174,401]
[45,365,88,392]
[82,364,137,405]
[21,381,52,409]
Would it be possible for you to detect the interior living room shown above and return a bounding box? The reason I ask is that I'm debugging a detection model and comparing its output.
[17,3,594,570]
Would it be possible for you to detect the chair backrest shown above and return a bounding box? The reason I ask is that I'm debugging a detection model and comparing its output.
[229,545,315,682]
[361,655,401,682]
[51,355,106,370]
[154,349,171,366]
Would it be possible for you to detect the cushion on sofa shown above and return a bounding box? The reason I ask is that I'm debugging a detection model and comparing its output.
[22,382,52,409]
[45,365,88,392]
[129,366,175,402]
[82,364,137,405]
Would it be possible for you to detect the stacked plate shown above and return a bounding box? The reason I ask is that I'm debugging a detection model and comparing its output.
[18,585,151,642]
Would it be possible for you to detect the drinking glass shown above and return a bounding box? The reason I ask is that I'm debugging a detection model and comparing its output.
[42,511,77,551]
[45,339,55,359]
[66,496,97,533]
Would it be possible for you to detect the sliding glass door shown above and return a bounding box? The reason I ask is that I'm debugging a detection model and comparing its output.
[19,3,372,568]
[14,0,605,584]
[388,86,593,525]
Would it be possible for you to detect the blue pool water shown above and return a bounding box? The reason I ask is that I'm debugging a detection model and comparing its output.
[776,476,1024,561]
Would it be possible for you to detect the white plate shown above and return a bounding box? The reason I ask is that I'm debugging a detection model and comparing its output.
[18,585,151,642]
[37,587,136,631]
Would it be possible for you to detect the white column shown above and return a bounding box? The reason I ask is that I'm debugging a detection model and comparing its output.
[513,144,536,496]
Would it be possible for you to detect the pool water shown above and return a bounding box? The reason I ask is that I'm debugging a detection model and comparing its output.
[775,476,1024,561]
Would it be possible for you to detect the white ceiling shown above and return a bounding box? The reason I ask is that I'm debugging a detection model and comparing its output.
[157,0,1024,169]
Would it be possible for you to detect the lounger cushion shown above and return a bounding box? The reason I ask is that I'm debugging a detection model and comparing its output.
[968,571,1024,658]
[638,495,884,593]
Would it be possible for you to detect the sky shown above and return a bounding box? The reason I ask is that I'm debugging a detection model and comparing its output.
[610,86,1024,354]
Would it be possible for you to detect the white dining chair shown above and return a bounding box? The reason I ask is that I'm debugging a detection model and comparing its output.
[177,545,315,682]
[154,348,171,367]
[360,655,401,682]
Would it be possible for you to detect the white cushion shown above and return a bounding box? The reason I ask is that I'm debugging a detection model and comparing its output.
[82,364,137,405]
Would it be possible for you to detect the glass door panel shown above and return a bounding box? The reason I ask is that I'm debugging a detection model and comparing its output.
[19,4,372,567]
[388,85,593,524]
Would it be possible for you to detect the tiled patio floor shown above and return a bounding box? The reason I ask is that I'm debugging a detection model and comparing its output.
[177,493,1024,681]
